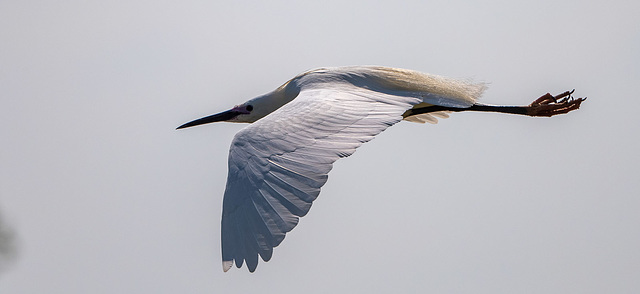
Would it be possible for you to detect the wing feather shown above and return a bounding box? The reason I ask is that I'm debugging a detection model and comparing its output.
[220,85,420,271]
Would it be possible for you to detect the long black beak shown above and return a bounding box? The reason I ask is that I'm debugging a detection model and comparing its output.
[176,109,240,130]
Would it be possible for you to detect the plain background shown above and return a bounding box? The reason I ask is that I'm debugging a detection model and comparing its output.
[1,0,639,293]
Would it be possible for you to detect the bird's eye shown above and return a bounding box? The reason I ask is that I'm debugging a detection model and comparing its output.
[246,105,254,111]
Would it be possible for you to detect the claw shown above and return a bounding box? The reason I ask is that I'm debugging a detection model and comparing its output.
[526,90,585,117]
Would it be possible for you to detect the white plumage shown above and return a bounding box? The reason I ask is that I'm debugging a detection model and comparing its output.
[177,66,584,272]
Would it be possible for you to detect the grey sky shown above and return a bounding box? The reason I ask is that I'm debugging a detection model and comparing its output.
[1,0,639,293]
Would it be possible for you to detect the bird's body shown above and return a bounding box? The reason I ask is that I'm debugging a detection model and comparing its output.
[177,66,584,272]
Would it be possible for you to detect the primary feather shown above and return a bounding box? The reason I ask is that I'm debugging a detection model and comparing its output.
[220,66,486,272]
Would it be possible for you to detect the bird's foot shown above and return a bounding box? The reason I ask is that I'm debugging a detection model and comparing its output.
[526,90,586,117]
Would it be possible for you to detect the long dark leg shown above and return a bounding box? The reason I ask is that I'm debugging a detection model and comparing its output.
[403,90,586,118]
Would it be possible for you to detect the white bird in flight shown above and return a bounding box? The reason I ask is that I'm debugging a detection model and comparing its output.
[177,66,584,272]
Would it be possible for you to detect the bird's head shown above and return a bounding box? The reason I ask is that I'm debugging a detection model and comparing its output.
[177,95,298,129]
[177,85,300,129]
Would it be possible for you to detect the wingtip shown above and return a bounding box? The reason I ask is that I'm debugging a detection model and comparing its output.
[223,260,233,272]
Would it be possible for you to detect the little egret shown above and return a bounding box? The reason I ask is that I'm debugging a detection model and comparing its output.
[177,66,584,272]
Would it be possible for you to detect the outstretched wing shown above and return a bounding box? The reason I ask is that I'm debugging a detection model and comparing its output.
[221,85,420,272]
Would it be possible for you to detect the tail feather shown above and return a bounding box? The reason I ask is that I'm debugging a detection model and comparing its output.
[403,111,450,124]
